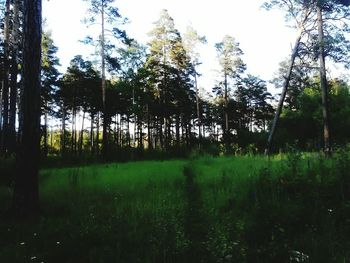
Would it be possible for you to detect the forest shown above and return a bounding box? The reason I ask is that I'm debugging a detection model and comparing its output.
[1,0,350,262]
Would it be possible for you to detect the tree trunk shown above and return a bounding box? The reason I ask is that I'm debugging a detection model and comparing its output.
[95,112,100,154]
[43,108,48,156]
[264,9,311,155]
[195,72,201,145]
[90,112,94,154]
[175,114,180,146]
[12,0,42,216]
[147,105,152,150]
[101,2,109,160]
[317,5,331,156]
[61,105,66,155]
[79,111,85,156]
[224,72,229,150]
[1,0,11,155]
[71,107,75,154]
[8,0,20,155]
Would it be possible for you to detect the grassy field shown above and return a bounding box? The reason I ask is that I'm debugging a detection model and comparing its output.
[1,152,350,262]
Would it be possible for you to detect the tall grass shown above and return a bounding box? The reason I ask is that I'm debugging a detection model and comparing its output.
[0,153,350,262]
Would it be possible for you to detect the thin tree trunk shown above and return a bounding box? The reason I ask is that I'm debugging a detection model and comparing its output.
[195,72,201,144]
[90,112,94,154]
[175,114,180,146]
[317,5,331,156]
[264,9,311,155]
[127,115,131,147]
[224,72,229,150]
[71,107,75,154]
[12,0,42,216]
[43,108,48,156]
[101,1,108,159]
[95,111,100,154]
[147,105,152,150]
[61,105,66,155]
[79,111,85,156]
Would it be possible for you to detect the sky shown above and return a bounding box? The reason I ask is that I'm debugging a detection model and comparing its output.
[42,0,298,93]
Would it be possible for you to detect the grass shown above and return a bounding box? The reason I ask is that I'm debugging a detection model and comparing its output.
[0,153,350,262]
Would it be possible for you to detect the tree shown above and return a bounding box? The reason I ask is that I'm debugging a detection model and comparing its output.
[59,56,101,156]
[83,0,128,159]
[215,35,246,150]
[41,30,61,156]
[183,25,207,142]
[263,0,350,155]
[263,0,313,155]
[8,0,21,154]
[146,9,194,149]
[12,0,42,216]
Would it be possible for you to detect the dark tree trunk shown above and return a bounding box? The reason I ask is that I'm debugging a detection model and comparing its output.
[8,0,20,155]
[90,112,94,154]
[100,3,109,160]
[147,109,153,150]
[175,114,180,146]
[195,72,201,144]
[317,5,331,156]
[1,0,11,155]
[43,109,48,156]
[61,105,66,155]
[95,112,100,154]
[224,72,229,150]
[79,111,85,156]
[12,0,42,216]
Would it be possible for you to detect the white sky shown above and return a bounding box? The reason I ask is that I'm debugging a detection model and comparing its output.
[42,0,297,93]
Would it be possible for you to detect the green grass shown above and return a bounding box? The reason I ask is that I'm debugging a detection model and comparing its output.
[0,153,350,262]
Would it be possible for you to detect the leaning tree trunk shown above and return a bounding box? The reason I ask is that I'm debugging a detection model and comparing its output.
[317,5,331,156]
[12,0,42,216]
[264,8,311,156]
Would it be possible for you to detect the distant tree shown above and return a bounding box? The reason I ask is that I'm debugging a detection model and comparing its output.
[12,0,42,216]
[41,31,61,156]
[146,9,194,149]
[59,56,101,156]
[183,25,207,142]
[215,35,246,150]
[82,0,129,159]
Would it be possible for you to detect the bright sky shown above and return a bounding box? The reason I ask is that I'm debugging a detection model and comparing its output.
[42,0,297,93]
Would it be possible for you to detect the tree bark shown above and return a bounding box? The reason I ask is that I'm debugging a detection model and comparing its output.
[317,5,331,156]
[12,0,42,216]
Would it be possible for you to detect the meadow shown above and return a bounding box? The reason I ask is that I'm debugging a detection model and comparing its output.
[1,151,350,262]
